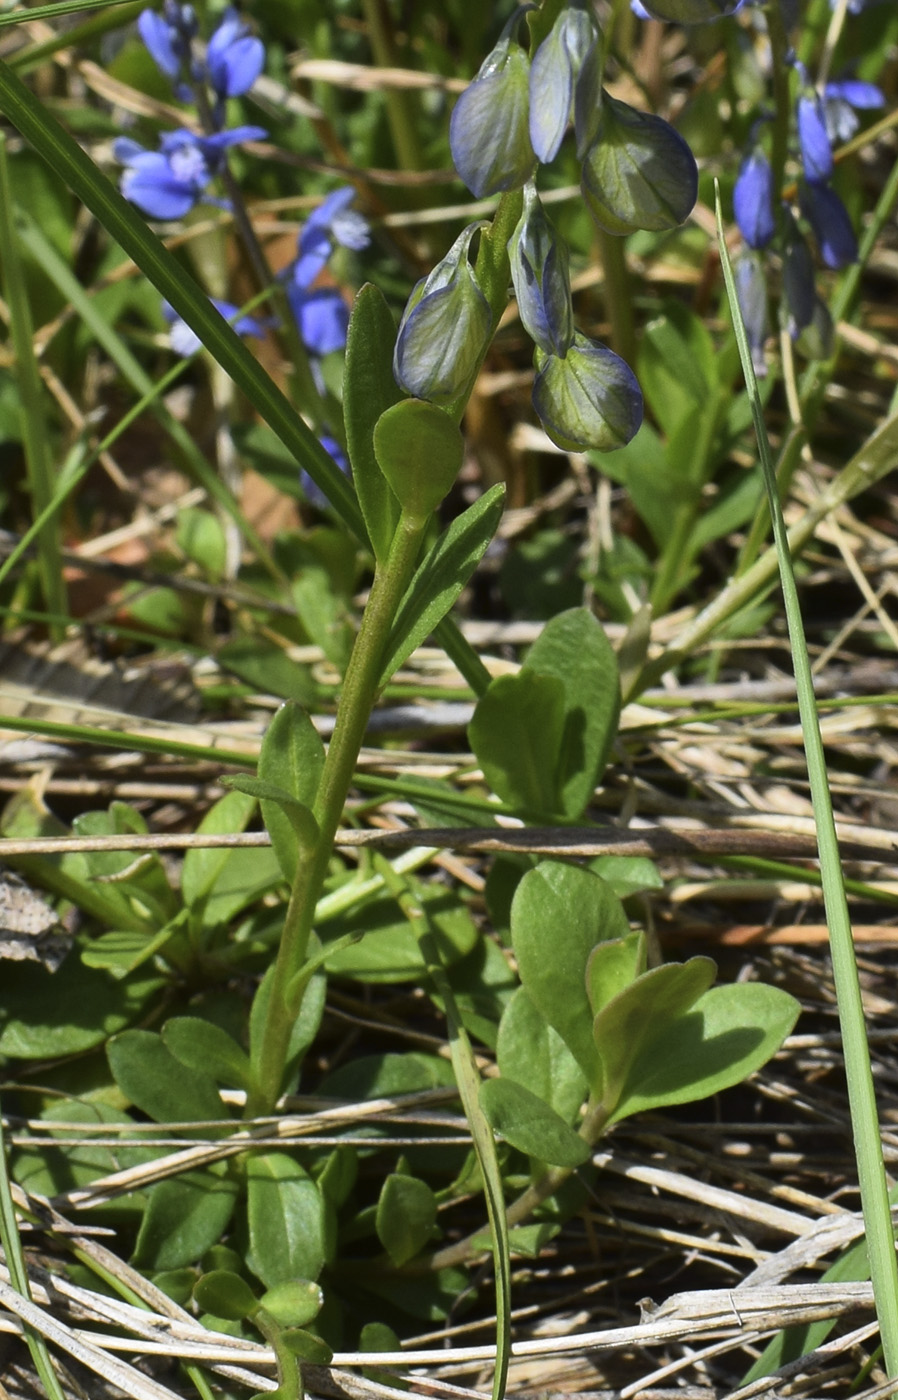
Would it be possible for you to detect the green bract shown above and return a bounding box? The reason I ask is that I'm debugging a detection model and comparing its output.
[393,222,492,407]
[532,332,643,452]
[580,94,698,236]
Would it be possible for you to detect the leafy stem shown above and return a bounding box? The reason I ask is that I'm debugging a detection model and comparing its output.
[246,509,429,1115]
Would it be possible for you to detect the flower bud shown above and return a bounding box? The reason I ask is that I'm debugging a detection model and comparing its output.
[799,181,857,269]
[449,35,535,198]
[781,219,815,339]
[580,95,697,236]
[393,223,492,406]
[508,184,573,357]
[532,332,643,452]
[795,71,833,184]
[733,148,775,250]
[529,7,597,164]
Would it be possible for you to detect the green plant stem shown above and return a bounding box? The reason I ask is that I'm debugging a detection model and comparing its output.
[247,510,429,1115]
[595,227,636,369]
[360,0,424,173]
[428,1098,611,1272]
[716,189,898,1377]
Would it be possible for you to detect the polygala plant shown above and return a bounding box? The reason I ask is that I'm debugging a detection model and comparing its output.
[4,0,891,1395]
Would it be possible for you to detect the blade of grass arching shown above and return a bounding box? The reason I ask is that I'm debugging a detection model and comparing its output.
[375,854,511,1400]
[14,209,286,587]
[0,1114,67,1400]
[0,712,257,768]
[715,185,898,1377]
[0,136,67,637]
[0,56,491,697]
[0,0,139,28]
[8,2,143,73]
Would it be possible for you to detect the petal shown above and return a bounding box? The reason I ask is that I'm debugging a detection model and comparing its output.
[137,11,181,78]
[824,78,884,110]
[532,332,643,452]
[797,93,833,182]
[630,0,746,18]
[121,156,199,219]
[733,150,775,249]
[449,39,535,199]
[208,34,265,97]
[291,287,350,356]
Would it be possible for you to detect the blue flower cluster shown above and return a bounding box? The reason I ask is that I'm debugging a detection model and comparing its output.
[732,58,883,369]
[116,6,370,372]
[394,4,703,452]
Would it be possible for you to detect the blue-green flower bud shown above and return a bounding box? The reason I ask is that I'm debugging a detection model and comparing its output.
[532,332,643,452]
[449,35,536,198]
[580,94,697,236]
[393,222,492,406]
[529,6,597,164]
[508,183,573,358]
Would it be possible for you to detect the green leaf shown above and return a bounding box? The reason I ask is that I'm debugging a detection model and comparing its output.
[181,789,257,913]
[479,1078,591,1168]
[223,776,319,850]
[468,671,567,814]
[590,855,663,898]
[511,862,630,1088]
[380,483,505,684]
[249,964,326,1087]
[133,1165,239,1270]
[496,987,587,1125]
[376,1173,438,1266]
[593,957,717,1112]
[80,923,181,979]
[525,607,621,816]
[259,1280,323,1329]
[0,957,158,1058]
[344,284,402,561]
[373,399,464,521]
[258,702,326,882]
[609,981,800,1123]
[161,1018,253,1094]
[586,931,647,1016]
[246,1152,327,1288]
[107,1029,226,1126]
[280,1329,334,1363]
[193,1270,257,1322]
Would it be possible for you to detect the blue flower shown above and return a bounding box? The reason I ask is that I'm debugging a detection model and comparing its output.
[823,77,884,144]
[795,68,833,183]
[733,148,775,249]
[449,32,535,199]
[294,188,370,289]
[508,182,573,357]
[288,285,350,357]
[206,7,264,99]
[137,6,192,83]
[115,125,265,219]
[799,181,858,268]
[162,297,266,355]
[393,222,492,405]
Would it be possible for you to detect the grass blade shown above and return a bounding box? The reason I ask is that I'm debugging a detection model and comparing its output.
[715,182,898,1377]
